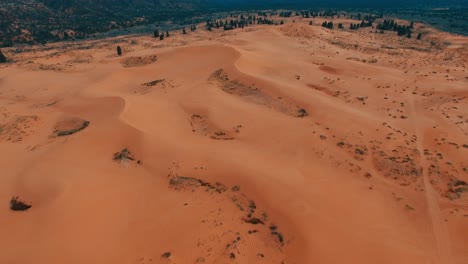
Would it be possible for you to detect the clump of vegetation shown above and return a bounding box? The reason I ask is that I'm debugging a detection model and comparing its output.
[243,217,264,225]
[271,231,284,244]
[113,148,135,162]
[376,19,413,37]
[141,79,164,87]
[56,121,90,136]
[297,108,308,118]
[116,46,122,56]
[10,197,31,211]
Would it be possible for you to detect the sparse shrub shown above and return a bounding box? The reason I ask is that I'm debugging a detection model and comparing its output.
[297,108,308,118]
[0,49,6,63]
[113,148,135,162]
[10,197,31,211]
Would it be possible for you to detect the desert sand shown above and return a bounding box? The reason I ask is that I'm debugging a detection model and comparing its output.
[0,16,467,264]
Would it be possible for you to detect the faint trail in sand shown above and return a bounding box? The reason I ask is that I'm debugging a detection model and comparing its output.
[409,98,453,264]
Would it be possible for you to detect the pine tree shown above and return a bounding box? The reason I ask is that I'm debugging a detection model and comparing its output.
[182,28,187,34]
[116,46,122,56]
[153,30,159,38]
[160,35,164,40]
[0,49,6,63]
[166,31,170,37]
[417,33,422,40]
[407,32,412,38]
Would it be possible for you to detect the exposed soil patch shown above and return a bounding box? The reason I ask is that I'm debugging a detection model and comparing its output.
[121,55,157,67]
[319,65,340,75]
[169,176,227,193]
[210,69,306,117]
[371,145,422,185]
[169,174,287,252]
[0,115,39,143]
[190,114,236,140]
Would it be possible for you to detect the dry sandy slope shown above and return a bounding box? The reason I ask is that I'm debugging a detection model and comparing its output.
[0,17,467,264]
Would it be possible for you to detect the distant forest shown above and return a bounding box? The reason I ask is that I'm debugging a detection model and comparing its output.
[0,0,466,47]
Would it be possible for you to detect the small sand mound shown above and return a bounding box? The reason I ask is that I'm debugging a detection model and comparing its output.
[319,65,341,75]
[121,55,158,67]
[53,117,89,137]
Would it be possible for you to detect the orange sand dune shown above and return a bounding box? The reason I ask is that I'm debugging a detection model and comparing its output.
[0,16,467,264]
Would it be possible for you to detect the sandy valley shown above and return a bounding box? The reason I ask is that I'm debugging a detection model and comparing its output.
[0,15,467,264]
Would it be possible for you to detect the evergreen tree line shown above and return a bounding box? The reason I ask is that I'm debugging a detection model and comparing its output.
[349,20,373,30]
[279,10,338,18]
[206,16,281,31]
[351,13,381,21]
[349,23,360,30]
[322,21,334,29]
[376,19,421,38]
[152,25,196,40]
